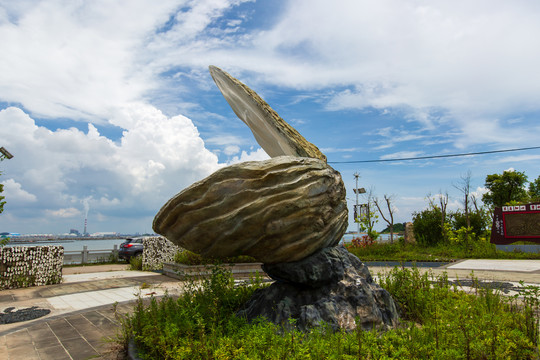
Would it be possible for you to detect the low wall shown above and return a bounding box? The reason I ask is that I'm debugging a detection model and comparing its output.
[0,246,63,289]
[163,262,265,280]
[142,236,182,270]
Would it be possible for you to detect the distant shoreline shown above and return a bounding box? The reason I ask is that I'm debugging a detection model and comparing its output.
[5,236,131,244]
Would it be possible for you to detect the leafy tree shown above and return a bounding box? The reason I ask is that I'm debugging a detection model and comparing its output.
[412,206,446,246]
[529,175,540,203]
[381,223,406,233]
[356,204,379,240]
[355,188,379,240]
[482,170,528,208]
[451,208,491,239]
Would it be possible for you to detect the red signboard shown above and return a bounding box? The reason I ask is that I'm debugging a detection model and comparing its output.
[490,203,540,244]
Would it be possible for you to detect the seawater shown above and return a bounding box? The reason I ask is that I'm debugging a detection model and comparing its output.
[5,239,126,252]
[342,233,393,243]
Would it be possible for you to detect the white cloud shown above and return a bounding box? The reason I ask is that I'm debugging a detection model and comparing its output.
[0,0,181,121]
[228,148,270,164]
[223,145,240,155]
[143,0,540,148]
[495,155,540,164]
[471,186,488,201]
[380,151,423,160]
[0,106,220,233]
[205,135,247,146]
[46,207,81,218]
[3,0,539,148]
[1,178,37,203]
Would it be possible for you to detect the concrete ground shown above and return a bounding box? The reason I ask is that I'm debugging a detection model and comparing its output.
[1,260,539,359]
[0,264,186,359]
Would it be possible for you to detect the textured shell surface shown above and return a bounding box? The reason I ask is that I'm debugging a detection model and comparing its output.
[153,156,347,263]
[209,66,326,162]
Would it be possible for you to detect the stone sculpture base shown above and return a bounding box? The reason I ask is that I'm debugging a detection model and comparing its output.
[237,247,399,332]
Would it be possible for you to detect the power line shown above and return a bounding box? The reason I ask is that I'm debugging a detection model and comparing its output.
[328,146,540,164]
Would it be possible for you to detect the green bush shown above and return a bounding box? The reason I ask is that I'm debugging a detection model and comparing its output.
[129,254,143,270]
[412,207,445,246]
[121,266,267,359]
[451,209,491,239]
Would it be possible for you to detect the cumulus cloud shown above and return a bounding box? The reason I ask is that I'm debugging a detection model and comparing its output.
[46,207,81,218]
[0,106,219,233]
[1,179,37,203]
[223,145,240,155]
[0,0,181,121]
[228,148,270,164]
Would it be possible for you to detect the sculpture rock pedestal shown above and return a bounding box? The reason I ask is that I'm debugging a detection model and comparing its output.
[238,247,399,332]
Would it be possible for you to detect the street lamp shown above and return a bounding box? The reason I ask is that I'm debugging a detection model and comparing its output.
[353,173,366,236]
[0,147,13,160]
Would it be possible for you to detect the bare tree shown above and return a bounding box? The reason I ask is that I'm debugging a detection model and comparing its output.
[439,191,449,230]
[471,193,480,212]
[454,170,472,229]
[427,191,449,230]
[374,195,395,243]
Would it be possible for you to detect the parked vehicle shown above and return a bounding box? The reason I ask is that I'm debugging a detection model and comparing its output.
[118,237,144,261]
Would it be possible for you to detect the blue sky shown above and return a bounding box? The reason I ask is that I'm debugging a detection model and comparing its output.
[1,0,540,235]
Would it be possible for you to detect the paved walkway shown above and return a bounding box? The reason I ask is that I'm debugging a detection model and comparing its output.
[1,261,539,359]
[0,264,185,359]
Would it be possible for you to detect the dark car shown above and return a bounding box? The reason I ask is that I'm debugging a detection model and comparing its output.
[118,237,144,261]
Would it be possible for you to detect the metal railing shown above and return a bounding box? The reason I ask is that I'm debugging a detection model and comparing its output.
[63,245,119,265]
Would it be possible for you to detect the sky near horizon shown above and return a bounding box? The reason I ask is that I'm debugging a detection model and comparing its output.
[1,0,540,235]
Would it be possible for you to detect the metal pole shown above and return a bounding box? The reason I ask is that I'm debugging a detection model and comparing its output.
[354,172,360,237]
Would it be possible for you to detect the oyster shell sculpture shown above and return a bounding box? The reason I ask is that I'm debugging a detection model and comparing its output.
[153,66,348,264]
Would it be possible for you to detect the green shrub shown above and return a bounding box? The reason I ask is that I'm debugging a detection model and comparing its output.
[121,266,267,359]
[451,209,491,238]
[412,206,445,246]
[129,254,143,270]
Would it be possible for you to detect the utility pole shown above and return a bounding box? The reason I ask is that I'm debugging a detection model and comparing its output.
[353,173,367,237]
[353,172,366,238]
[354,173,360,236]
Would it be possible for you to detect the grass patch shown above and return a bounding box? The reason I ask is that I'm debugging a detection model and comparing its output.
[117,265,540,359]
[174,250,258,265]
[346,240,540,262]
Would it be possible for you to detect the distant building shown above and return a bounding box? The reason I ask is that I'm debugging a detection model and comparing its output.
[69,229,81,236]
[90,232,118,237]
[0,232,20,238]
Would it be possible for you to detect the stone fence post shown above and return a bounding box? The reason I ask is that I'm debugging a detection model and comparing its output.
[82,245,88,264]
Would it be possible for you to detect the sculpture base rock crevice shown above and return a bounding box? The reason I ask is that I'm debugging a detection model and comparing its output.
[238,247,399,332]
